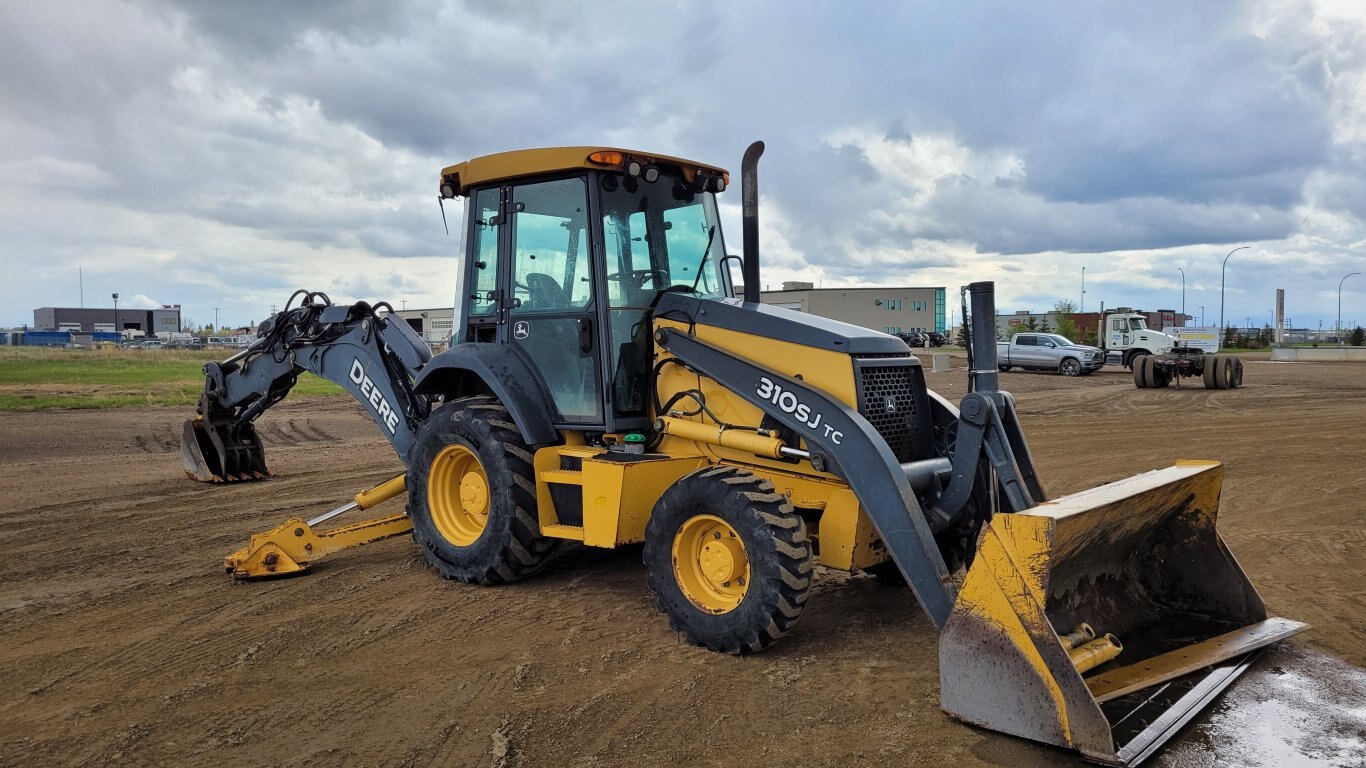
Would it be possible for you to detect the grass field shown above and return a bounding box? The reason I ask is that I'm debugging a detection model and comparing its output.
[0,347,342,410]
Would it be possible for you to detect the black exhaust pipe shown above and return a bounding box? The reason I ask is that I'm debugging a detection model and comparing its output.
[967,281,1000,393]
[741,141,764,303]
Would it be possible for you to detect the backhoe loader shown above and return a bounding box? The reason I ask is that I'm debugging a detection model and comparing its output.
[183,142,1305,765]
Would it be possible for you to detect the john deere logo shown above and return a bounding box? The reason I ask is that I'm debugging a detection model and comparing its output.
[513,321,530,339]
[884,396,898,413]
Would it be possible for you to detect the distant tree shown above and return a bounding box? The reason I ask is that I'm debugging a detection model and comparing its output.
[1223,325,1238,349]
[1352,325,1365,347]
[1053,300,1079,342]
[1257,324,1274,346]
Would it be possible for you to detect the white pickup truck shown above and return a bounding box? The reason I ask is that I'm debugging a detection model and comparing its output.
[997,333,1106,376]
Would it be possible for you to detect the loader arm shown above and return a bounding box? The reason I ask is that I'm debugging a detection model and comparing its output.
[182,292,433,482]
[652,281,1046,629]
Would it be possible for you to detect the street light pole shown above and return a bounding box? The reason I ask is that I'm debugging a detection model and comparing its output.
[112,292,119,329]
[1219,246,1250,334]
[1081,266,1086,313]
[1177,267,1185,322]
[213,307,220,333]
[1197,306,1205,326]
[1340,272,1360,347]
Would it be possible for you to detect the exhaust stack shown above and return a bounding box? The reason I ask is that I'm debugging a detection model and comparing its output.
[741,140,764,303]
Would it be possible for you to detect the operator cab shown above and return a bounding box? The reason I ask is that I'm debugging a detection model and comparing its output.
[439,148,734,434]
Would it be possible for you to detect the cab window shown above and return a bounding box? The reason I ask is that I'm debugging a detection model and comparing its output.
[509,178,592,313]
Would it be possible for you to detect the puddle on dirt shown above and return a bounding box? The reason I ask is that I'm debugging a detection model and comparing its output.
[1157,644,1366,768]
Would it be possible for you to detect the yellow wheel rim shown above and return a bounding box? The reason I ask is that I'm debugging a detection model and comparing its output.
[671,514,750,614]
[427,444,490,546]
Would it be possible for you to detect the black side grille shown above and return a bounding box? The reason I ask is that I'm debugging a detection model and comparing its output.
[856,360,919,462]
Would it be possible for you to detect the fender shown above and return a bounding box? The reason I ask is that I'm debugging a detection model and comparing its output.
[413,343,559,445]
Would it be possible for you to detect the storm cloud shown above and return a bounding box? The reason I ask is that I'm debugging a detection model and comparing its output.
[2,0,1364,330]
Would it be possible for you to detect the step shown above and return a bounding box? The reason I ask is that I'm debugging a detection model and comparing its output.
[540,523,585,541]
[539,468,584,485]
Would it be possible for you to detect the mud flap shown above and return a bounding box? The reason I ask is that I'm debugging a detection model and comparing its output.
[181,417,269,482]
[939,460,1307,765]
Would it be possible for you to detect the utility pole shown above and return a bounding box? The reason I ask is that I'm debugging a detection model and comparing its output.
[79,266,84,308]
[213,307,220,333]
[112,292,119,323]
[1081,266,1086,313]
[1177,267,1185,319]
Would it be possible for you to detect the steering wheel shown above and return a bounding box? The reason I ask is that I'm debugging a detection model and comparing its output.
[606,269,668,290]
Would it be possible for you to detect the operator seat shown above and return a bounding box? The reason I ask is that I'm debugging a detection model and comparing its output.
[524,273,569,311]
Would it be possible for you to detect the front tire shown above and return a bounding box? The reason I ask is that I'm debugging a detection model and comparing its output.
[643,466,813,654]
[1060,358,1081,376]
[406,396,561,584]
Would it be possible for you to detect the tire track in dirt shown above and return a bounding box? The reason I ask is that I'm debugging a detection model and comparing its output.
[2,358,1365,767]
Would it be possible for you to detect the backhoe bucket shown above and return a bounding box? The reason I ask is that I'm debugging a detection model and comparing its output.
[181,417,269,483]
[939,460,1306,766]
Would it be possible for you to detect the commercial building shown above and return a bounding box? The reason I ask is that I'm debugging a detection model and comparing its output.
[997,309,1191,341]
[758,282,947,334]
[394,307,455,346]
[32,305,182,335]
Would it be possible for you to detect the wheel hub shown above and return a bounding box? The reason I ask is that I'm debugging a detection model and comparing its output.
[459,473,488,517]
[699,537,745,583]
[428,443,490,547]
[672,515,750,614]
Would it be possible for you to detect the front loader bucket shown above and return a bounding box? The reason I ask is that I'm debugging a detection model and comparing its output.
[940,460,1306,766]
[181,417,270,483]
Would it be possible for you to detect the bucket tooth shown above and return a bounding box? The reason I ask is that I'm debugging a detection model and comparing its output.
[939,460,1308,765]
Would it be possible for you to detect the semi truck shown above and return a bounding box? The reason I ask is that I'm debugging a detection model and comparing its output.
[1097,311,1242,389]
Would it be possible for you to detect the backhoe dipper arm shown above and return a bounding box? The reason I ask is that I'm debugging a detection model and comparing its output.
[182,294,433,482]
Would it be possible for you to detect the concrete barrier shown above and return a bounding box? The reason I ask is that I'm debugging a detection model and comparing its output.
[932,353,951,372]
[1269,347,1366,362]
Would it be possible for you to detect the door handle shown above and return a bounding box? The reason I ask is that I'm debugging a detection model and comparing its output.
[577,318,593,353]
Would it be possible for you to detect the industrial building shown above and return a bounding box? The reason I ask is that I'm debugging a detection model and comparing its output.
[32,305,182,335]
[759,282,947,334]
[393,307,455,346]
[997,309,1192,341]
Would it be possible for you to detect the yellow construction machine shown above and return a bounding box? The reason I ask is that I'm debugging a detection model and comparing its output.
[184,142,1305,765]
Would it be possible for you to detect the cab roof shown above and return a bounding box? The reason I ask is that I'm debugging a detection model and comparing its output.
[439,146,729,196]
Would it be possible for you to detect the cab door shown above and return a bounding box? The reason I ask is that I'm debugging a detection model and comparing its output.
[501,177,604,426]
[1109,316,1131,349]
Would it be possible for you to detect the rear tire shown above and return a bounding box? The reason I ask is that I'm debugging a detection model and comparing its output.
[1231,357,1244,388]
[406,396,561,584]
[643,466,813,654]
[1213,354,1230,389]
[1202,355,1218,389]
[1132,355,1149,388]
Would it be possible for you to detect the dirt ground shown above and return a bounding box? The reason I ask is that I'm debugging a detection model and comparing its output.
[1,354,1363,767]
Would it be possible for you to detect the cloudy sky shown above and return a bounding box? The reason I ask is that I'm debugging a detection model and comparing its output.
[3,0,1365,332]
